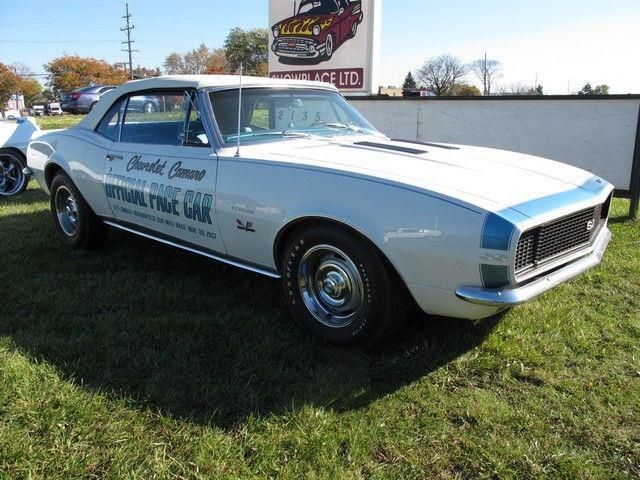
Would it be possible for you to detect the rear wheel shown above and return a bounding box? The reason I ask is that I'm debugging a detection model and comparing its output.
[0,150,28,197]
[281,224,406,347]
[50,171,106,248]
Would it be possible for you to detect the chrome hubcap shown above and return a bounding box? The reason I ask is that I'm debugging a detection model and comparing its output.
[0,154,26,197]
[55,186,79,236]
[298,245,364,328]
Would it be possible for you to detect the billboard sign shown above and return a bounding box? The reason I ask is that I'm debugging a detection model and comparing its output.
[268,0,381,94]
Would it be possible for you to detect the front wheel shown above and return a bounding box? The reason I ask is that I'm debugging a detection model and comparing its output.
[281,224,406,347]
[324,33,335,59]
[50,171,106,248]
[0,150,28,197]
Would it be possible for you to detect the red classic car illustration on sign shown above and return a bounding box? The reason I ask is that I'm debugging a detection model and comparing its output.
[271,0,364,63]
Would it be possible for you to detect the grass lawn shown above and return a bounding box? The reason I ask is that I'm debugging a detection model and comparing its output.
[35,115,84,130]
[0,186,638,479]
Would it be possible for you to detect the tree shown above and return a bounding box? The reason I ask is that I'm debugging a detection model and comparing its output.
[0,63,21,111]
[498,83,543,96]
[205,48,228,74]
[44,55,128,97]
[224,27,269,76]
[164,46,228,75]
[402,71,417,90]
[164,52,185,75]
[469,57,502,95]
[185,43,213,74]
[448,83,482,96]
[578,83,610,95]
[416,54,468,96]
[18,78,43,107]
[132,66,161,79]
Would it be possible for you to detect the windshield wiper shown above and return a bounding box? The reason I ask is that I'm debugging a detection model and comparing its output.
[313,122,367,134]
[226,130,312,141]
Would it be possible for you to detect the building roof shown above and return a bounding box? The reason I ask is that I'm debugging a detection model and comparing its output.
[78,74,337,130]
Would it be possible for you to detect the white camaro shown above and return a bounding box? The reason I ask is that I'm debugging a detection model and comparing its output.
[26,75,613,346]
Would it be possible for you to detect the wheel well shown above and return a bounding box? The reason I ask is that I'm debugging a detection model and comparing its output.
[0,147,26,161]
[273,217,412,300]
[44,163,63,189]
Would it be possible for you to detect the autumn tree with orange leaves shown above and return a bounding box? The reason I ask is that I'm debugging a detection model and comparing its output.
[44,55,128,96]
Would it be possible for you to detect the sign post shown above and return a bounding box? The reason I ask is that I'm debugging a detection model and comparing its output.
[268,0,381,95]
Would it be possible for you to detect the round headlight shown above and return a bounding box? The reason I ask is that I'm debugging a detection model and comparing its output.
[273,27,280,38]
[312,25,321,36]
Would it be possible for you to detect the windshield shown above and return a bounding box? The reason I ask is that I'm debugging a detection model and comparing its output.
[210,88,379,145]
[298,0,340,15]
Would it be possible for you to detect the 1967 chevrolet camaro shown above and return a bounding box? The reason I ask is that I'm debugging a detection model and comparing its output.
[26,75,613,346]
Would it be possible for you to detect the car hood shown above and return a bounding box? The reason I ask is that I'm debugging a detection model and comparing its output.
[274,14,336,36]
[239,136,608,220]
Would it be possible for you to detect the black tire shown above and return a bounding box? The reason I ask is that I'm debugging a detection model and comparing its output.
[0,149,29,197]
[281,224,406,347]
[324,33,335,59]
[50,171,106,248]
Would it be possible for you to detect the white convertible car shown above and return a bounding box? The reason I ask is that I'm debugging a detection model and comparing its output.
[26,75,613,346]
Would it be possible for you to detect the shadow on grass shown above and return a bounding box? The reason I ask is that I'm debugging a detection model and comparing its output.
[0,194,502,429]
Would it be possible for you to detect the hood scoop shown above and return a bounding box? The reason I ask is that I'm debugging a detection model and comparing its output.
[391,139,460,150]
[353,141,427,155]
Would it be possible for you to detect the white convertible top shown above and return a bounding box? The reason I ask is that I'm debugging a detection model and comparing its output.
[77,74,338,131]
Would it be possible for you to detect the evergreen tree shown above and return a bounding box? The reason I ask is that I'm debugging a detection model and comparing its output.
[402,71,417,90]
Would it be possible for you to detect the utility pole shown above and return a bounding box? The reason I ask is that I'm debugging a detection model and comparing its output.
[121,3,137,80]
[483,52,488,96]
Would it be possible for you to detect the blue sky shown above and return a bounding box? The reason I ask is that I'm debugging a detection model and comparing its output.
[1,0,639,93]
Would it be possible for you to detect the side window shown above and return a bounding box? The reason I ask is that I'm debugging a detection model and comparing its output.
[183,93,210,147]
[96,98,126,141]
[120,92,185,145]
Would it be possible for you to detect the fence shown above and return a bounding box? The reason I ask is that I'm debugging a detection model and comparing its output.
[348,95,640,219]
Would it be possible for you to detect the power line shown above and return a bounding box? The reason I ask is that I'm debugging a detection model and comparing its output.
[121,3,138,80]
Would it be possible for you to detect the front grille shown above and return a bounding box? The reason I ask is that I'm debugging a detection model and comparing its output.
[515,204,604,276]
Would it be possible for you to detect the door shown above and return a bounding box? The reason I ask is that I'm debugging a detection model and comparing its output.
[102,89,225,254]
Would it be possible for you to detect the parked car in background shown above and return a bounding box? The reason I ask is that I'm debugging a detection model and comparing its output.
[32,105,45,116]
[46,102,63,116]
[26,75,613,347]
[0,117,39,196]
[61,85,116,114]
[127,95,165,113]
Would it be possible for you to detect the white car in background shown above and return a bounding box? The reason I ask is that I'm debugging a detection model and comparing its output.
[0,117,39,197]
[26,75,613,346]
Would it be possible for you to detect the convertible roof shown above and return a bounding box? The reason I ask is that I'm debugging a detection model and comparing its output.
[77,74,338,131]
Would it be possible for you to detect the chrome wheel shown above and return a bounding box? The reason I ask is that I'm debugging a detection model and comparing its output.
[325,34,334,58]
[55,186,79,236]
[298,245,365,328]
[0,152,26,197]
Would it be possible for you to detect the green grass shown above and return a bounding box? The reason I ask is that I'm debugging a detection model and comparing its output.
[36,115,84,130]
[0,186,638,479]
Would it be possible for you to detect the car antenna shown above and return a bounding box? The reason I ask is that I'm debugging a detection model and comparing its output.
[235,62,243,158]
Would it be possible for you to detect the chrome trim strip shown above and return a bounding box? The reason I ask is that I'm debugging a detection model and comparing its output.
[103,221,281,279]
[22,167,33,176]
[456,227,611,307]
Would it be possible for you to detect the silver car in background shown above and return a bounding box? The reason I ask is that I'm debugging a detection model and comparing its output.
[61,85,116,114]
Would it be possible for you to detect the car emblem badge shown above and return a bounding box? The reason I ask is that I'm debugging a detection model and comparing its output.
[236,219,256,233]
[586,220,595,232]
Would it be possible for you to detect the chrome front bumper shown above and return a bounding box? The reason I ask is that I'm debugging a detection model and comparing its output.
[456,227,611,307]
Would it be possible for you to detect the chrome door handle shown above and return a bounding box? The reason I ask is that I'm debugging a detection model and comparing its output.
[105,154,123,161]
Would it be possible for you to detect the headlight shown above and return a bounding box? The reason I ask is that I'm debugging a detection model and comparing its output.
[312,25,321,36]
[273,27,280,38]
